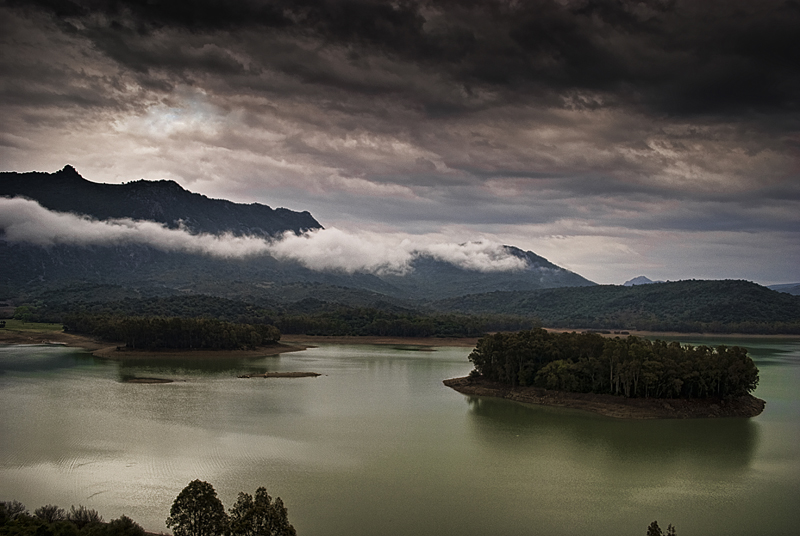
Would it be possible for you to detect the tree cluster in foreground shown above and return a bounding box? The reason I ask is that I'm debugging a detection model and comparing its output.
[166,480,295,536]
[0,501,143,536]
[63,314,281,350]
[3,493,676,535]
[468,329,759,398]
[1,480,296,536]
[648,520,677,536]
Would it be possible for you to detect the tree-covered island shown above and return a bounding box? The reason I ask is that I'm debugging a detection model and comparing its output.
[445,329,766,418]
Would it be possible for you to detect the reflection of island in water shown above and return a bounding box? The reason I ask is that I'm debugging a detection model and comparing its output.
[115,353,306,382]
[464,395,761,469]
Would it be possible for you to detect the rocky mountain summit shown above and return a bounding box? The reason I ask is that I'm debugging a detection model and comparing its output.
[0,165,321,237]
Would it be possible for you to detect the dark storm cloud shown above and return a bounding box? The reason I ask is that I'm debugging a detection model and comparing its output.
[10,0,800,118]
[1,0,798,283]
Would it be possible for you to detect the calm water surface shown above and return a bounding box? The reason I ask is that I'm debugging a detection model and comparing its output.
[1,337,799,536]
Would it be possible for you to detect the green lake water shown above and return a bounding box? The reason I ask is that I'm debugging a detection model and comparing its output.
[1,337,799,536]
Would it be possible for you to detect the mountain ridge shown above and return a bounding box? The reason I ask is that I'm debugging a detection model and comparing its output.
[431,279,800,333]
[1,166,594,302]
[0,165,322,237]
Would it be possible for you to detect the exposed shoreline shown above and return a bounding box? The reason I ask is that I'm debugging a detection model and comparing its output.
[2,327,797,355]
[91,343,308,360]
[443,376,766,419]
[238,371,322,378]
[278,334,482,347]
[0,329,308,359]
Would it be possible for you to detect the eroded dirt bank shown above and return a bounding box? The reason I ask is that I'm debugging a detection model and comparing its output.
[443,376,766,419]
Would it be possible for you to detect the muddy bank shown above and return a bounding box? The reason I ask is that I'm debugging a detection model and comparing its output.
[124,377,175,384]
[238,371,321,378]
[0,328,308,359]
[0,329,108,350]
[443,376,766,419]
[92,343,307,360]
[280,334,479,348]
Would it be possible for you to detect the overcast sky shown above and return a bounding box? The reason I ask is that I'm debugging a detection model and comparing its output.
[1,0,798,285]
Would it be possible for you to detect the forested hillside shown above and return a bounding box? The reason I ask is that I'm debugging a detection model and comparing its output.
[18,293,539,339]
[433,280,800,334]
[12,278,800,336]
[1,167,594,302]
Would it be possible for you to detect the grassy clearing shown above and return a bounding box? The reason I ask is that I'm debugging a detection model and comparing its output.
[1,319,64,332]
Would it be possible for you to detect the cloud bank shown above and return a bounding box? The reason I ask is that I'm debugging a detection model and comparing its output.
[0,197,527,274]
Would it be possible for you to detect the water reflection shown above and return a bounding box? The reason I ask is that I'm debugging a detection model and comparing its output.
[465,396,760,468]
[112,355,288,379]
[0,345,100,374]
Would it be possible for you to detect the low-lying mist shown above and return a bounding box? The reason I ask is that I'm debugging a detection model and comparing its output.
[0,197,528,274]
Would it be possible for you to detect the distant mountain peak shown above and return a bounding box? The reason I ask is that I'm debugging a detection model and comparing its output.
[623,276,664,286]
[0,166,322,238]
[768,283,800,296]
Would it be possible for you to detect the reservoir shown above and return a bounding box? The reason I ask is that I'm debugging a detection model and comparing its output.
[1,337,799,535]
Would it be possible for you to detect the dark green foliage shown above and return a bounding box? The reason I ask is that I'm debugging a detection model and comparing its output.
[104,515,145,536]
[66,505,103,529]
[1,502,144,536]
[34,505,66,523]
[274,305,538,337]
[469,329,759,398]
[11,286,536,339]
[166,480,229,536]
[436,280,800,334]
[28,279,800,336]
[13,306,34,322]
[31,292,537,339]
[647,521,663,536]
[646,521,676,536]
[2,500,27,519]
[64,314,281,350]
[35,293,280,326]
[229,487,297,536]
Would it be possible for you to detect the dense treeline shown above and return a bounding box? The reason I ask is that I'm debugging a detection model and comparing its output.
[435,280,800,334]
[2,478,297,536]
[13,293,280,326]
[18,294,539,338]
[274,306,537,337]
[167,480,295,536]
[468,329,759,399]
[12,278,800,337]
[0,501,144,536]
[63,314,281,350]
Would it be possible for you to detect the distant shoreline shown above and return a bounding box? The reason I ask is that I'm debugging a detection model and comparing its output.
[1,326,797,356]
[0,328,308,358]
[443,376,767,419]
